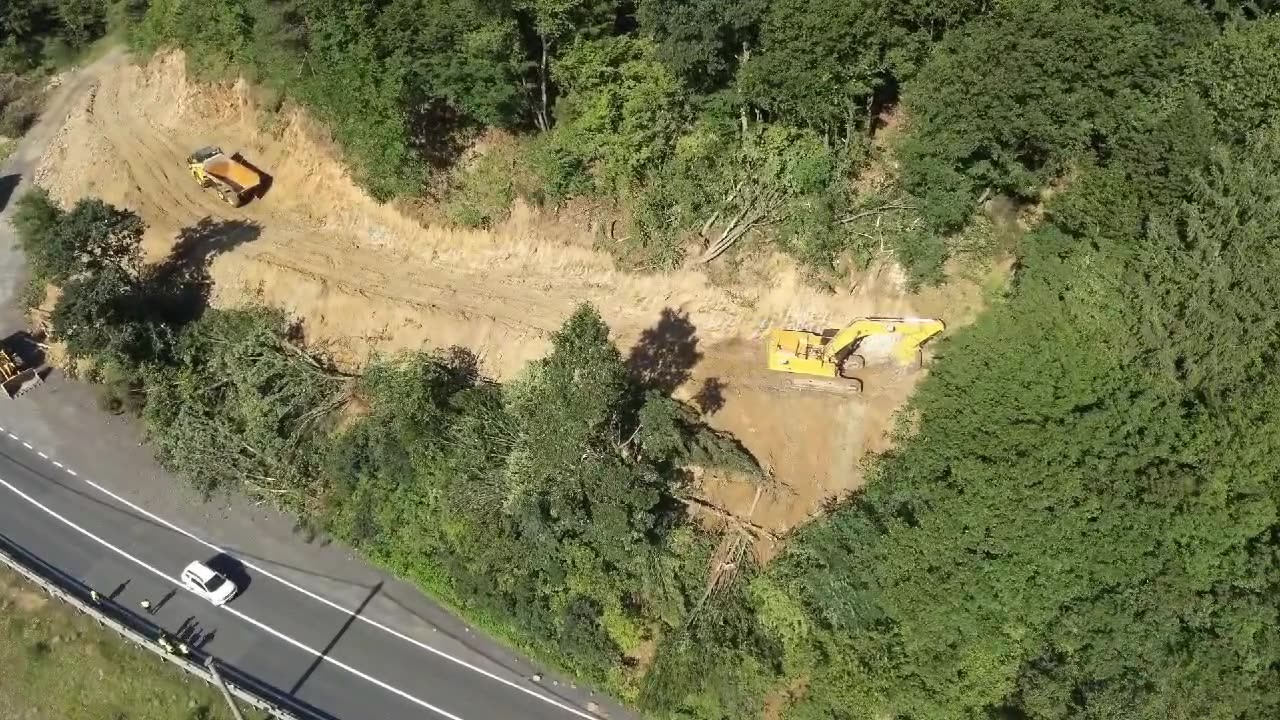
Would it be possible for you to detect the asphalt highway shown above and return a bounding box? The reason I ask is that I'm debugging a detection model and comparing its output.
[0,430,592,720]
[0,53,632,720]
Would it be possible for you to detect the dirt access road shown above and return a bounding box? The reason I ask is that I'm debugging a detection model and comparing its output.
[32,49,980,545]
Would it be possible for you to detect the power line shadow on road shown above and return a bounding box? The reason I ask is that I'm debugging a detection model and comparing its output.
[0,445,202,539]
[375,583,557,682]
[290,580,383,696]
[0,529,342,720]
[224,539,572,690]
[1,440,603,709]
[214,544,394,591]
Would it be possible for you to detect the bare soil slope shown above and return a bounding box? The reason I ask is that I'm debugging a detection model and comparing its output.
[34,51,990,548]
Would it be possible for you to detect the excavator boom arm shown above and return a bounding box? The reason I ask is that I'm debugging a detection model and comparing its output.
[766,317,945,381]
[821,319,893,363]
[836,317,945,364]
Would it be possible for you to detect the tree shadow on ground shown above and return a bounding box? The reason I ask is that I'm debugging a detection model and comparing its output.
[0,174,20,212]
[626,308,702,395]
[692,377,728,415]
[408,101,478,172]
[166,216,263,272]
[146,217,263,328]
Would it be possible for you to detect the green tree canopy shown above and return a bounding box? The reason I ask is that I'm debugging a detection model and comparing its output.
[14,193,144,283]
[636,0,765,92]
[900,0,1214,230]
[143,307,350,503]
[756,112,1280,720]
[546,36,688,192]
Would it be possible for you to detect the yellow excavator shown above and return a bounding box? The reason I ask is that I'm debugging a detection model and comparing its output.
[186,146,263,207]
[766,317,944,390]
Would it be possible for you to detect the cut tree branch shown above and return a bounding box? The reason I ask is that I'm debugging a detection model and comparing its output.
[838,202,915,225]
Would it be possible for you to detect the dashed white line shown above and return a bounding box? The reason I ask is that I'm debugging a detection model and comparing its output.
[36,451,47,459]
[0,473,468,720]
[0,428,595,719]
[21,441,32,449]
[6,432,16,440]
[54,460,593,718]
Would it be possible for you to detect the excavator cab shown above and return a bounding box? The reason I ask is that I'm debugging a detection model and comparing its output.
[766,317,944,388]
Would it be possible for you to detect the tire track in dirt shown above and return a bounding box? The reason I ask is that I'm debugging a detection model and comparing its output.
[34,50,978,544]
[86,66,578,337]
[249,251,567,337]
[94,61,581,333]
[96,73,230,224]
[222,216,576,339]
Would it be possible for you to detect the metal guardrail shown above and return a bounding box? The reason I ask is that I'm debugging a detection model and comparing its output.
[0,532,318,720]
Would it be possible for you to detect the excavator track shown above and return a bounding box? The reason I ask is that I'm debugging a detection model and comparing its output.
[783,377,863,394]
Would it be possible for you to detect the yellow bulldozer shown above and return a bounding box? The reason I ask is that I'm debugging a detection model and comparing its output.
[0,346,41,399]
[186,146,263,207]
[766,317,945,391]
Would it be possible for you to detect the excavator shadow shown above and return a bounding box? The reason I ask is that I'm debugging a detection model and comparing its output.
[2,331,45,369]
[0,330,48,399]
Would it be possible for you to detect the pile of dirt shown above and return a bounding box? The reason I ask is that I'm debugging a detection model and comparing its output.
[32,50,998,548]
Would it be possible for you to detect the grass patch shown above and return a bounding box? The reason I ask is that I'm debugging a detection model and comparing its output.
[0,565,252,720]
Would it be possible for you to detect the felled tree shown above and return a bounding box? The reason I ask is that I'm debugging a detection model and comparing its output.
[142,307,351,507]
[14,194,144,283]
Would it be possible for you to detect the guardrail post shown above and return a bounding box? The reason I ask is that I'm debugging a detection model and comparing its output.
[0,538,297,719]
[206,657,248,720]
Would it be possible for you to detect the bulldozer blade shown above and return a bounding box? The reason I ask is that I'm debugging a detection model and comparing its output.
[3,370,42,399]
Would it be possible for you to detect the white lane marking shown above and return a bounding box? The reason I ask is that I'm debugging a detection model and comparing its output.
[20,441,31,449]
[37,451,47,459]
[1,432,593,719]
[222,606,466,720]
[61,463,592,718]
[5,433,15,440]
[0,474,468,720]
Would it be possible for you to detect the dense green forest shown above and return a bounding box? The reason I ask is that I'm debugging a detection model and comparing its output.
[0,0,114,66]
[0,0,118,140]
[9,0,1280,718]
[122,0,1238,282]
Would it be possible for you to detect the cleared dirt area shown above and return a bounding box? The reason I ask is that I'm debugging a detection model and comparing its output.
[32,50,993,548]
